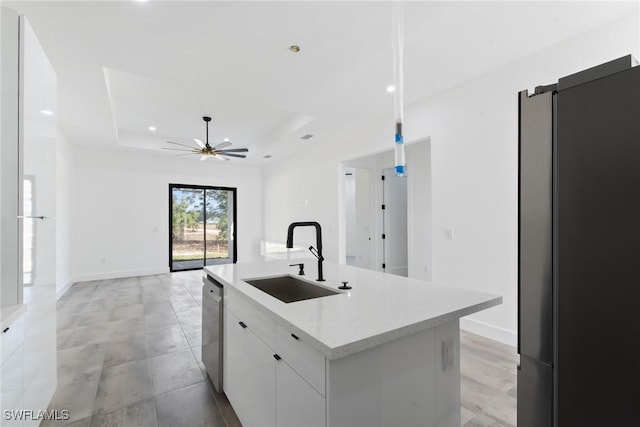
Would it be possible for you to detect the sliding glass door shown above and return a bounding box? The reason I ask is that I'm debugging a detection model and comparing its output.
[169,184,236,271]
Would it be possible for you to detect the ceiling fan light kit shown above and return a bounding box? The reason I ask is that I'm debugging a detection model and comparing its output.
[163,116,249,161]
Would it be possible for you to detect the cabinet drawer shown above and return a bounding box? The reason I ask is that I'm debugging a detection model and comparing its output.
[276,324,325,396]
[225,289,276,349]
[1,316,25,366]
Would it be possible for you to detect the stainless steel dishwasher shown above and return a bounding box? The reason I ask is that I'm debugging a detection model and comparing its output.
[202,274,223,392]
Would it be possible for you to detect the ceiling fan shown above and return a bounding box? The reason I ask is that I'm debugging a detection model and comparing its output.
[163,116,248,161]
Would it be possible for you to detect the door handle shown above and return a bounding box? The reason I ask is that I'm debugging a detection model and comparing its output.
[17,215,50,220]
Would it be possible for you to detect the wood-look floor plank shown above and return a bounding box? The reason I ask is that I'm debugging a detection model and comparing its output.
[460,329,517,426]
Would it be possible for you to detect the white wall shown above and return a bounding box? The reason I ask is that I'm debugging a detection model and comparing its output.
[1,13,58,424]
[1,7,21,307]
[262,13,640,346]
[72,147,262,282]
[56,130,73,297]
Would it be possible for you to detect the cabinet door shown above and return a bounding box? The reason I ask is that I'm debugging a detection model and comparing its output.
[224,308,276,427]
[276,360,325,427]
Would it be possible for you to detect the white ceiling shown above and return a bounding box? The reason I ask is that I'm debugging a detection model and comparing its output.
[5,1,638,165]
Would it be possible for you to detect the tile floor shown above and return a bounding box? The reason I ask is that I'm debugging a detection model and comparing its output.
[45,271,517,427]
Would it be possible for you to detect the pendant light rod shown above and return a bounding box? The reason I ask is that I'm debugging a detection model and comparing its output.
[392,0,406,177]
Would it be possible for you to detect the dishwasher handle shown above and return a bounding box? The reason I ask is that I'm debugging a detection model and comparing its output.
[207,292,222,304]
[203,275,224,301]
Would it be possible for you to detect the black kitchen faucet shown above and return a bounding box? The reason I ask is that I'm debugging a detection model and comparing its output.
[286,221,325,282]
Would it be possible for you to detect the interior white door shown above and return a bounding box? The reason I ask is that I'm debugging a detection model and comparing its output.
[345,168,374,269]
[354,168,374,269]
[382,169,408,277]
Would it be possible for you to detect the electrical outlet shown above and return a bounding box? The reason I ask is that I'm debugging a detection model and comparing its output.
[442,339,455,370]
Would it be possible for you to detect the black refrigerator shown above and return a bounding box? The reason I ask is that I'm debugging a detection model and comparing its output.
[518,55,640,427]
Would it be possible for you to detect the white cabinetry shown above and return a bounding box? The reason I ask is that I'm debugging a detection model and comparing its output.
[1,316,25,366]
[276,360,325,427]
[224,308,275,427]
[224,291,326,427]
[222,288,461,427]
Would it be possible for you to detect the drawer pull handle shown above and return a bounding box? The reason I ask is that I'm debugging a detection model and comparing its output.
[291,333,299,340]
[239,321,247,329]
[273,354,282,361]
[2,327,9,333]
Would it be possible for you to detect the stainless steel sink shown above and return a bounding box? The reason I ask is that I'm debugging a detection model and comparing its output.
[243,275,340,303]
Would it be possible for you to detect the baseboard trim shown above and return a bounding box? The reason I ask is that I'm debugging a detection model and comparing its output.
[460,317,517,348]
[56,280,74,300]
[72,268,170,283]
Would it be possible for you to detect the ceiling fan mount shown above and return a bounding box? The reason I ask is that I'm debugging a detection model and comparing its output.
[163,116,249,161]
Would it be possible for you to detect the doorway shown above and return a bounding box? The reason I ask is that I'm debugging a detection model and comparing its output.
[341,138,431,279]
[169,184,237,271]
[381,168,408,277]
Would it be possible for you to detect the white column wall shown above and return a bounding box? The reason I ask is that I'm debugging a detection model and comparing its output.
[262,13,639,345]
[56,130,73,297]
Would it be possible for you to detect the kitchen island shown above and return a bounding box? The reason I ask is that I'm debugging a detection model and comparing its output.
[204,260,501,427]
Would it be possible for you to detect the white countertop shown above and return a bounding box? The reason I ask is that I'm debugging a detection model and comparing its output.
[205,260,501,359]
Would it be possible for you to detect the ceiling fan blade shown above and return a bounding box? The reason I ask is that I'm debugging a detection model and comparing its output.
[213,141,232,150]
[193,138,206,149]
[200,155,208,161]
[219,153,247,159]
[175,153,196,157]
[162,147,197,152]
[217,148,249,153]
[167,141,198,149]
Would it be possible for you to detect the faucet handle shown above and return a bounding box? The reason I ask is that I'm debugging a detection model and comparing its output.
[308,246,324,261]
[289,263,305,276]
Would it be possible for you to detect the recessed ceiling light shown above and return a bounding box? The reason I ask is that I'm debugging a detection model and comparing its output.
[300,134,314,140]
[263,155,272,159]
[289,45,301,53]
[386,85,396,93]
[223,138,231,142]
[148,126,156,132]
[40,110,54,115]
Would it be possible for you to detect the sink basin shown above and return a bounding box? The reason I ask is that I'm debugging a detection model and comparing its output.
[243,275,340,303]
